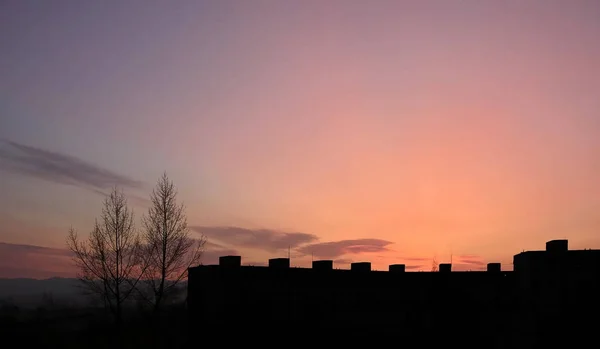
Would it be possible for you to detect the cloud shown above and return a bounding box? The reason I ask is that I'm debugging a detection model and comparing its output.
[405,265,424,270]
[401,257,431,262]
[191,226,318,253]
[459,259,486,266]
[201,247,240,266]
[0,240,239,276]
[0,243,76,279]
[203,240,229,251]
[333,258,353,265]
[0,243,73,258]
[458,254,480,260]
[197,239,240,265]
[446,254,487,271]
[297,239,394,259]
[456,254,486,266]
[0,140,144,194]
[242,261,267,267]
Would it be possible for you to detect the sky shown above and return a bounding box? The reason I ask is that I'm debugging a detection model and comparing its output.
[1,0,600,278]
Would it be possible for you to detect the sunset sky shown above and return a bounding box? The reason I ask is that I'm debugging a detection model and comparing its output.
[1,0,600,278]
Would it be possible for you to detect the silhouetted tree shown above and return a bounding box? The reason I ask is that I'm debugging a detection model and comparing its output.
[141,173,205,313]
[67,187,144,329]
[41,291,55,309]
[431,256,439,272]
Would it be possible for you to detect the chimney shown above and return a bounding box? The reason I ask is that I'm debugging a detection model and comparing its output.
[546,240,568,254]
[439,263,452,273]
[268,258,290,269]
[219,255,241,267]
[351,262,371,272]
[389,264,406,273]
[487,263,501,273]
[312,260,333,271]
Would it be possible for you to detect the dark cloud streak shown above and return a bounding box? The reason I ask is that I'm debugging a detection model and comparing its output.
[0,140,144,193]
[297,239,393,259]
[191,226,318,253]
[0,242,73,258]
[0,242,75,278]
[201,247,240,265]
[456,254,486,267]
[402,257,431,262]
[459,259,486,266]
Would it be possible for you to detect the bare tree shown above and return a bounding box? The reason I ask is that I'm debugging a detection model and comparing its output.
[67,187,143,329]
[141,173,205,313]
[431,256,439,272]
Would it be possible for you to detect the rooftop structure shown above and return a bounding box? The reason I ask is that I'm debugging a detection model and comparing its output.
[189,239,600,335]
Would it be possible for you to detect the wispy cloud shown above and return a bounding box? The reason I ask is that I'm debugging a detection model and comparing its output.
[333,258,353,265]
[190,227,398,268]
[201,247,240,265]
[459,259,486,266]
[242,261,267,267]
[203,240,229,251]
[0,243,76,279]
[191,226,318,253]
[458,254,480,260]
[456,254,486,266]
[446,254,487,271]
[0,140,144,194]
[401,257,431,262]
[193,239,239,265]
[0,243,73,258]
[297,239,394,259]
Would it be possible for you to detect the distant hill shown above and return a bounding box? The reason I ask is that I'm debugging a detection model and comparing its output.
[0,278,189,309]
[0,278,87,308]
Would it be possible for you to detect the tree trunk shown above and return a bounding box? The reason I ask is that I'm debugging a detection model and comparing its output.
[154,292,163,314]
[115,300,122,343]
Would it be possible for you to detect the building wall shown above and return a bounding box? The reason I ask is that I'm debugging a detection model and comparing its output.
[189,243,600,339]
[188,266,514,332]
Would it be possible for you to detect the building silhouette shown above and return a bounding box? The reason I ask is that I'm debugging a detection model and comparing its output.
[188,240,600,345]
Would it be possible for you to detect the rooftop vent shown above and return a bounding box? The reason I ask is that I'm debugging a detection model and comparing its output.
[268,258,290,269]
[389,264,406,273]
[312,260,333,271]
[439,263,452,273]
[546,240,568,253]
[351,262,371,272]
[487,263,501,272]
[219,255,241,267]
